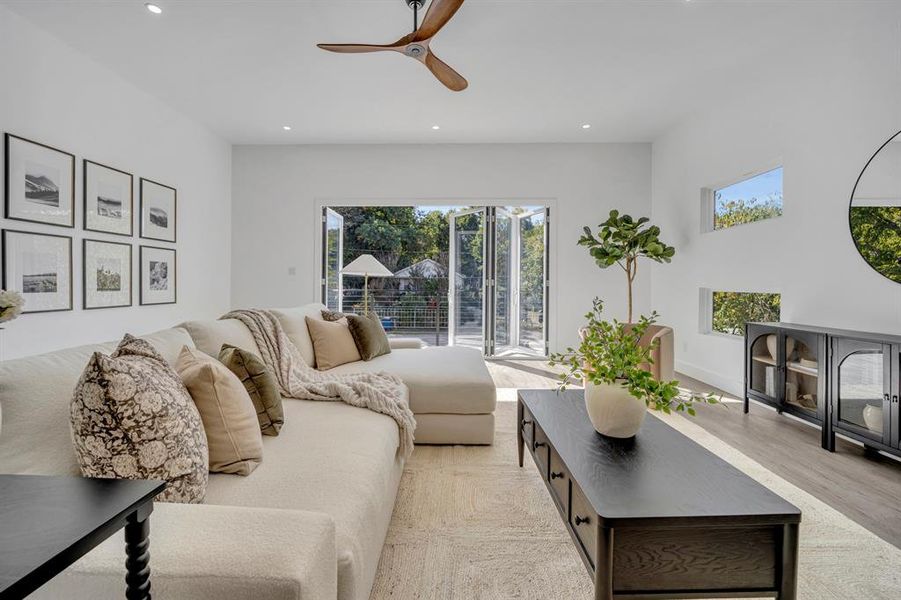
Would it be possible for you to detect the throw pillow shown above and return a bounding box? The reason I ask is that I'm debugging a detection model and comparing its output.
[305,316,362,370]
[320,309,345,322]
[346,312,392,361]
[70,335,209,504]
[218,344,284,436]
[176,347,264,476]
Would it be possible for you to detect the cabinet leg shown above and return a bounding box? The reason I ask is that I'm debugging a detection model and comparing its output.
[778,523,799,600]
[125,510,152,600]
[743,397,750,414]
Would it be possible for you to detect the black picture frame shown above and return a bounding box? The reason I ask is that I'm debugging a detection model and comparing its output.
[83,238,133,310]
[83,159,134,237]
[1,228,74,314]
[139,245,177,306]
[4,133,76,229]
[139,178,177,243]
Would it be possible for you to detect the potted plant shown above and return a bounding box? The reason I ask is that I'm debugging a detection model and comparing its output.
[0,289,24,325]
[579,210,675,323]
[550,298,717,438]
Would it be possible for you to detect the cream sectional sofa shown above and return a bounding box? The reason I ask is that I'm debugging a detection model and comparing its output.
[0,304,496,600]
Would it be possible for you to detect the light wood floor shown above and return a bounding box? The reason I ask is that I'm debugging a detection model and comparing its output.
[486,359,901,549]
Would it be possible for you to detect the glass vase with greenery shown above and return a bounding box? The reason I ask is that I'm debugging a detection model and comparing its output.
[550,299,718,419]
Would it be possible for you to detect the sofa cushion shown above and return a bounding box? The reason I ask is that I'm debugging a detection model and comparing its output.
[70,335,209,503]
[345,312,391,361]
[204,399,404,600]
[0,327,194,477]
[181,318,261,358]
[305,316,361,370]
[219,344,284,435]
[270,305,327,367]
[177,347,263,476]
[328,347,496,414]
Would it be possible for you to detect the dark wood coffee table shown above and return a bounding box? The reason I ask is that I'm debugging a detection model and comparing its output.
[518,389,801,600]
[0,475,165,600]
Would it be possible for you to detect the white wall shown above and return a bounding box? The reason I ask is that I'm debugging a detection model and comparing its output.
[650,7,901,395]
[231,143,651,351]
[0,5,232,360]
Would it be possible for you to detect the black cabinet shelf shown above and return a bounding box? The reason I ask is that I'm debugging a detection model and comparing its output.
[745,322,901,459]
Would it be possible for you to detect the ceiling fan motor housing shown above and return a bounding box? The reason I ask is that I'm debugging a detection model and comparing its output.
[405,0,426,8]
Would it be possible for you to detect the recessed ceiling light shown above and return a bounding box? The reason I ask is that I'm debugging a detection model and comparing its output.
[431,125,441,130]
[581,124,591,129]
[282,125,292,131]
[145,3,162,14]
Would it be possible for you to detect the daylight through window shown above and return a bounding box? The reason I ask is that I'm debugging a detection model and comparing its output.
[714,167,783,230]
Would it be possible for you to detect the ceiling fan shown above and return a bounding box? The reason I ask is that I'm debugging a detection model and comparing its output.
[317,0,468,92]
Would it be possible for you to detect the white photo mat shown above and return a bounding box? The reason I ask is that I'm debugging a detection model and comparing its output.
[140,178,176,242]
[84,160,133,236]
[84,239,132,309]
[1,230,73,313]
[140,245,176,305]
[5,134,75,228]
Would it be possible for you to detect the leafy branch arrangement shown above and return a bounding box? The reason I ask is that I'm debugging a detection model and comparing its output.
[579,210,675,322]
[549,298,719,415]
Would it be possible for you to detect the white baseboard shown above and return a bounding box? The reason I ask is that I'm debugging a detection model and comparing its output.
[675,360,743,398]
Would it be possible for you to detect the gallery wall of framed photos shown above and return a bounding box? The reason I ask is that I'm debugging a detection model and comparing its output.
[1,132,178,316]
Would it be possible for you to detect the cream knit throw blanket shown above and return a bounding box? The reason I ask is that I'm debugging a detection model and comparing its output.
[221,309,416,457]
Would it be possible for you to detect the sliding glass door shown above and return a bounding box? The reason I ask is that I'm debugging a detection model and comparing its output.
[321,208,343,311]
[448,209,487,351]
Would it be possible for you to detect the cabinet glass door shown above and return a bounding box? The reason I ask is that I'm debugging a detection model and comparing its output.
[749,331,780,401]
[783,332,819,417]
[835,342,888,439]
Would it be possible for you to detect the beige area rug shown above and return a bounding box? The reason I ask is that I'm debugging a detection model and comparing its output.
[370,389,901,599]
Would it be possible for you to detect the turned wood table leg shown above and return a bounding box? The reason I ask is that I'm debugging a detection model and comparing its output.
[779,523,799,600]
[125,506,153,600]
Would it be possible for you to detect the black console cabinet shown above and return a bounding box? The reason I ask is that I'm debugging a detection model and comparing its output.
[745,322,901,459]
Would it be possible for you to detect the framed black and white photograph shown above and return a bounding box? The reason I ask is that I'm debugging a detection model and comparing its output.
[139,178,176,242]
[139,245,176,305]
[84,239,132,310]
[1,229,73,313]
[84,160,133,236]
[4,134,75,228]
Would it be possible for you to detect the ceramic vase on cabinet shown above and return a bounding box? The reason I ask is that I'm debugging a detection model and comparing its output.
[863,404,884,434]
[766,334,794,362]
[584,381,647,438]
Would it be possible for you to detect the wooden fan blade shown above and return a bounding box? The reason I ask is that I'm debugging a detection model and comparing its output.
[413,0,465,41]
[424,51,468,91]
[317,43,400,53]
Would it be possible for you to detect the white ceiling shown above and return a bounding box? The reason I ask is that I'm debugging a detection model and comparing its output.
[2,0,896,144]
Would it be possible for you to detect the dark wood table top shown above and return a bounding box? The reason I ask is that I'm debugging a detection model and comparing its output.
[0,475,165,599]
[520,389,801,526]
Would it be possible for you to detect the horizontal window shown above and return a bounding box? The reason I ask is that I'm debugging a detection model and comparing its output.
[708,291,781,336]
[712,167,783,230]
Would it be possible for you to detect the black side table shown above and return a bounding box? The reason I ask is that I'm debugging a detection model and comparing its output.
[0,475,165,600]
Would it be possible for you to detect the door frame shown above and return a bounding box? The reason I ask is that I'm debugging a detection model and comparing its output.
[320,207,344,311]
[448,207,489,352]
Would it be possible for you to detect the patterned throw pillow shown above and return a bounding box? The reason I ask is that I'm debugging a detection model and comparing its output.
[218,344,284,435]
[320,309,346,322]
[70,335,209,503]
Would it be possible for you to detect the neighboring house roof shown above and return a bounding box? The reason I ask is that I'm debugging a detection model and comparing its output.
[393,258,446,279]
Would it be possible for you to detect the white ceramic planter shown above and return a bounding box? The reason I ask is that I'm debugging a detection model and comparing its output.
[584,381,647,438]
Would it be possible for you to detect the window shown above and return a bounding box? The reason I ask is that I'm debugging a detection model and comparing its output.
[706,290,781,336]
[708,166,783,230]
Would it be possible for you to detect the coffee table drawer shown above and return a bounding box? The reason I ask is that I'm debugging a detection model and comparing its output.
[531,425,550,479]
[521,405,535,446]
[569,482,597,570]
[548,447,569,514]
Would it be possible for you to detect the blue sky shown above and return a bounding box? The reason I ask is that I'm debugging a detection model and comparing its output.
[715,167,783,209]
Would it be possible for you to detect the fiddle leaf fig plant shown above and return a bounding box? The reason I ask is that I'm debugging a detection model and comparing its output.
[579,210,675,322]
[549,298,718,415]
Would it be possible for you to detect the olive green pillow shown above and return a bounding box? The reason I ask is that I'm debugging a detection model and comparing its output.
[345,312,392,361]
[218,344,284,436]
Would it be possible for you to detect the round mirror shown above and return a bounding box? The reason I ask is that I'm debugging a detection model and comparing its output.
[849,130,901,284]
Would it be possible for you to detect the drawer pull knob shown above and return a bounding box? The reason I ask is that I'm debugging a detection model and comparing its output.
[550,471,564,480]
[574,516,590,526]
[522,419,533,425]
[533,441,546,450]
